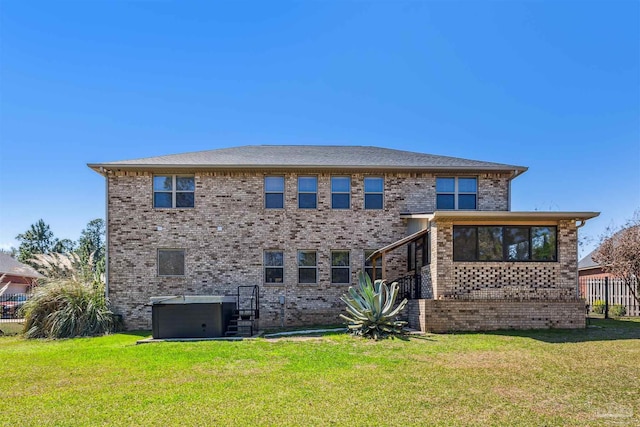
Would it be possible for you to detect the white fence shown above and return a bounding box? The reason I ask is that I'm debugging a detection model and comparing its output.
[580,276,640,317]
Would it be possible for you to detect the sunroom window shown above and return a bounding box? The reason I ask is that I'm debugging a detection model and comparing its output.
[453,226,557,262]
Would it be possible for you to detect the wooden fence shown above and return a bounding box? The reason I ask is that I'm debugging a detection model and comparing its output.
[580,276,640,316]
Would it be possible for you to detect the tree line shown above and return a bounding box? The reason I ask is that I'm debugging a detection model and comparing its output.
[3,219,105,278]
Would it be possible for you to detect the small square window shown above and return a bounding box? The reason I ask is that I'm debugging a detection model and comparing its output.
[154,176,194,208]
[436,177,477,210]
[158,249,185,276]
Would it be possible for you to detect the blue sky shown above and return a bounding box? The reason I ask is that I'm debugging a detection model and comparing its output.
[0,1,638,257]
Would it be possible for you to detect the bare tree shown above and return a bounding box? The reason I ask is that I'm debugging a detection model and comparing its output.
[592,212,640,305]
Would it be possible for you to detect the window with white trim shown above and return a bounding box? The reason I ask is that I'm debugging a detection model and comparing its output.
[436,177,477,210]
[264,250,284,284]
[364,250,383,281]
[331,250,350,284]
[331,177,351,209]
[153,175,195,208]
[298,250,317,284]
[298,176,317,209]
[364,177,384,209]
[265,176,285,209]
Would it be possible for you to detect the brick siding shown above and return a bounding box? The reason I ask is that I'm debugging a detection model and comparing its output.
[407,299,586,332]
[107,171,511,329]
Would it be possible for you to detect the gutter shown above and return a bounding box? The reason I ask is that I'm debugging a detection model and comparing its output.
[87,163,529,175]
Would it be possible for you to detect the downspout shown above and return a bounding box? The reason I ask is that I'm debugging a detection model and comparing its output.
[508,173,513,211]
[575,219,586,300]
[102,167,109,299]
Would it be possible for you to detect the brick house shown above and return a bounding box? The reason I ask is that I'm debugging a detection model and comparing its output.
[88,145,598,332]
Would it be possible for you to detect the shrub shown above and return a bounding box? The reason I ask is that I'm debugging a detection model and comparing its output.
[340,271,408,340]
[20,280,121,338]
[610,304,627,317]
[592,299,605,314]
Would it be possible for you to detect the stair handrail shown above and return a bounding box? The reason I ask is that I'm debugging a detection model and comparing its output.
[236,285,260,319]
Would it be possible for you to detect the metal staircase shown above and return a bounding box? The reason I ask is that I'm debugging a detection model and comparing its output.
[225,285,260,337]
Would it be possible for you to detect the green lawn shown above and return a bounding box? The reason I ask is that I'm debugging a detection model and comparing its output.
[1,319,639,426]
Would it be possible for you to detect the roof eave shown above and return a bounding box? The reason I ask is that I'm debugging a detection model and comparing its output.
[87,163,527,176]
[418,211,600,221]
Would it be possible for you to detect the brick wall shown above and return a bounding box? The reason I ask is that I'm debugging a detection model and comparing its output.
[407,299,586,332]
[108,170,511,329]
[432,219,579,301]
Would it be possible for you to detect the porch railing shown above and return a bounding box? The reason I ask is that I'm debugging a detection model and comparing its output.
[394,274,422,300]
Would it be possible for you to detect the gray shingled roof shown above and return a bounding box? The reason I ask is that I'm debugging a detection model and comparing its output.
[0,253,44,279]
[578,249,599,270]
[578,225,639,271]
[88,145,527,173]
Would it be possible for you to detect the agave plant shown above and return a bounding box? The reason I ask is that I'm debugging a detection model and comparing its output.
[340,271,408,339]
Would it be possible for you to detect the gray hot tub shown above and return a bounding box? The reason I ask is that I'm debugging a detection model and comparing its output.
[150,295,236,339]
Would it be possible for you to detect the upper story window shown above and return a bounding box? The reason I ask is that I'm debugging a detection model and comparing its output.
[436,177,477,210]
[298,250,317,284]
[298,176,317,209]
[265,176,285,209]
[331,250,350,284]
[331,177,351,209]
[453,226,557,262]
[158,249,185,276]
[153,175,195,208]
[264,250,284,284]
[364,177,384,209]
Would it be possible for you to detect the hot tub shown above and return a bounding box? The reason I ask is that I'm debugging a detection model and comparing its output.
[150,295,236,339]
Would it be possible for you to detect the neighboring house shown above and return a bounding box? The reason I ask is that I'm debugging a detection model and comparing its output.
[577,227,636,300]
[0,253,43,295]
[578,226,639,279]
[89,145,598,332]
[578,249,611,279]
[0,254,42,319]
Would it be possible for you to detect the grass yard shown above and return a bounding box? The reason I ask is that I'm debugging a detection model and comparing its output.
[1,319,639,426]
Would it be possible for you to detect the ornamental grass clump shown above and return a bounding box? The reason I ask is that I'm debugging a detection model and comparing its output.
[340,271,408,340]
[20,280,120,339]
[20,252,120,339]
